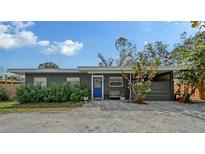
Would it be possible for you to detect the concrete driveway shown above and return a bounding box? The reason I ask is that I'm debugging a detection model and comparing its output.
[1,101,205,133]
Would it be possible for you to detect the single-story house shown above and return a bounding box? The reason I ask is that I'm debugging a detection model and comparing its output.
[8,66,182,101]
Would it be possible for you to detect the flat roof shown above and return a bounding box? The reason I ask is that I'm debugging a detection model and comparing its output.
[7,68,79,75]
[78,66,184,71]
[8,66,185,74]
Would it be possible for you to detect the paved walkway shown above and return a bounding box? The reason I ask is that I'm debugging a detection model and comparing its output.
[0,101,205,132]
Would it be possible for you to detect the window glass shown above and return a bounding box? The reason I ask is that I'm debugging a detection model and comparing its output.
[109,77,123,87]
[94,78,102,88]
[67,77,80,85]
[33,77,47,87]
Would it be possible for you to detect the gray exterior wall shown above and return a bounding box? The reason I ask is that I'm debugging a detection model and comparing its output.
[25,73,91,89]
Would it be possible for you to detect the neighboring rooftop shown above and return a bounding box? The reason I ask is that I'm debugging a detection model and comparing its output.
[0,79,24,84]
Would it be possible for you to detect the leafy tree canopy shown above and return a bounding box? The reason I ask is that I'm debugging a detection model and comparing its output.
[98,37,136,67]
[38,62,59,69]
[173,31,205,102]
[115,37,136,67]
[191,21,205,29]
[137,41,175,66]
[98,37,175,67]
[7,75,24,81]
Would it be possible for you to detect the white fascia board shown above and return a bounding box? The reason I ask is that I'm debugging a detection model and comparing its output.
[78,66,185,72]
[7,69,79,74]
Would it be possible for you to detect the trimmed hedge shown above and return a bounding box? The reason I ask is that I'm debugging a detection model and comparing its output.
[15,82,90,103]
[0,87,7,101]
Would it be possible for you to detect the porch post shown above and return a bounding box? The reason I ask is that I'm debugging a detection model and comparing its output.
[129,73,131,101]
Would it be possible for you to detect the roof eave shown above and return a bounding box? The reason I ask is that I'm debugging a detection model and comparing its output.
[7,69,80,74]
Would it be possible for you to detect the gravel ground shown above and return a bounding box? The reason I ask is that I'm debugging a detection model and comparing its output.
[0,101,205,133]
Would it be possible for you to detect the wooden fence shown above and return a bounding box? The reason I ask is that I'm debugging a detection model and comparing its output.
[0,83,23,99]
[174,84,204,100]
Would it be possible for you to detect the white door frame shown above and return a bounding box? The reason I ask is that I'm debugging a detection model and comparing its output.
[91,75,104,100]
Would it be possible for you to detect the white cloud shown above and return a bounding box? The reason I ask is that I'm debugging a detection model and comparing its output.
[11,21,35,32]
[0,22,37,49]
[60,40,83,56]
[38,40,50,46]
[44,40,83,56]
[144,41,148,45]
[16,31,38,45]
[0,22,83,56]
[0,31,37,49]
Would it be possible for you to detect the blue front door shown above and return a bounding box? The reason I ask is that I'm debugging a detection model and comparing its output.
[93,77,102,99]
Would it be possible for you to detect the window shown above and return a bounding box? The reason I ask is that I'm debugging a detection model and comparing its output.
[33,77,47,87]
[109,77,123,87]
[94,78,102,88]
[67,77,80,85]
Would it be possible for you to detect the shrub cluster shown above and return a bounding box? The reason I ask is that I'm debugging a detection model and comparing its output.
[0,87,7,101]
[15,82,90,103]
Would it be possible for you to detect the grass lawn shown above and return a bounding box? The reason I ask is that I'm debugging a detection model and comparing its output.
[0,101,83,113]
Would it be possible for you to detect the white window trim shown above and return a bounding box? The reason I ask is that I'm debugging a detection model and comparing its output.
[33,77,47,87]
[109,77,123,87]
[66,77,80,85]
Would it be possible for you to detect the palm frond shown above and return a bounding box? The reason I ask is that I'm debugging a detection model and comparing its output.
[98,53,108,67]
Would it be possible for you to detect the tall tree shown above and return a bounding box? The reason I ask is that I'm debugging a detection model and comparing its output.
[98,37,136,67]
[38,62,59,69]
[137,41,175,66]
[173,31,205,102]
[98,53,114,67]
[98,38,175,67]
[115,37,136,66]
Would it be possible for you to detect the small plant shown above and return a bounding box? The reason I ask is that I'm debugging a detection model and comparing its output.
[0,87,7,101]
[104,93,109,99]
[174,90,180,100]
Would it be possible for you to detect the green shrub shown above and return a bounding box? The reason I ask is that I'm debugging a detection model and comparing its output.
[70,84,91,102]
[15,84,43,103]
[15,82,89,103]
[70,85,82,102]
[0,87,7,101]
[61,82,73,101]
[80,84,91,98]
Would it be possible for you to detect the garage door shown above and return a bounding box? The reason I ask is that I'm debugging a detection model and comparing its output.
[145,81,172,101]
